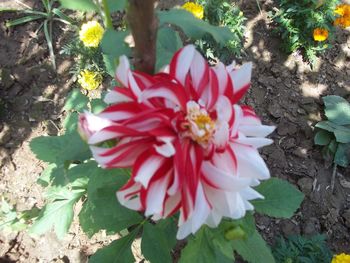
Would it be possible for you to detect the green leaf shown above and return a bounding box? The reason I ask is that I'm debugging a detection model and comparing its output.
[232,230,275,263]
[30,131,91,164]
[90,98,107,114]
[141,222,173,263]
[89,227,139,263]
[106,0,127,12]
[102,54,117,77]
[63,111,79,133]
[251,178,304,218]
[101,29,131,57]
[315,121,350,143]
[334,143,350,167]
[5,15,43,27]
[64,89,89,112]
[29,186,85,239]
[156,27,183,71]
[79,168,142,237]
[314,130,332,146]
[158,9,233,44]
[179,228,217,263]
[59,0,98,11]
[323,95,350,125]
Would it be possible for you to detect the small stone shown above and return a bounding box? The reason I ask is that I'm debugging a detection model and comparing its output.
[293,147,308,158]
[297,177,313,195]
[0,124,12,145]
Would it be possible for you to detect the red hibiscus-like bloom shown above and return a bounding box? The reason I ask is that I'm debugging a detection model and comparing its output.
[79,45,275,239]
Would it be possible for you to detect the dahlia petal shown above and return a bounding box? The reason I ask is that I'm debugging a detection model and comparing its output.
[88,125,145,144]
[116,181,142,210]
[235,136,274,148]
[154,137,175,157]
[78,111,113,140]
[134,155,165,188]
[239,125,276,138]
[211,148,237,175]
[229,62,252,103]
[162,192,181,218]
[169,45,196,86]
[128,71,142,98]
[213,121,229,149]
[231,143,270,180]
[216,96,232,122]
[116,55,129,87]
[202,162,251,191]
[190,50,209,95]
[145,175,171,216]
[213,62,228,95]
[240,187,264,200]
[104,88,133,104]
[205,211,222,228]
[99,103,141,122]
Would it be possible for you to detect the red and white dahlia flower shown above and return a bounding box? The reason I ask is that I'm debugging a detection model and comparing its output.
[79,45,275,239]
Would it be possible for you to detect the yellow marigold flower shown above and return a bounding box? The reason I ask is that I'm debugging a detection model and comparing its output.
[181,2,204,19]
[334,16,350,28]
[78,70,102,90]
[79,21,104,48]
[335,4,350,17]
[332,253,350,263]
[313,28,328,41]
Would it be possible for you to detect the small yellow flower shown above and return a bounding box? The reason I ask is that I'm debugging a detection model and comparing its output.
[181,2,204,19]
[332,253,350,263]
[79,21,104,48]
[78,70,102,90]
[335,4,350,17]
[334,17,350,28]
[313,28,328,41]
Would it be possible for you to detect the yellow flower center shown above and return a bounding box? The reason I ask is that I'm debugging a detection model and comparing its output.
[186,101,215,144]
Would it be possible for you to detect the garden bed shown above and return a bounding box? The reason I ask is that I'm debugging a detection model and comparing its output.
[0,0,349,262]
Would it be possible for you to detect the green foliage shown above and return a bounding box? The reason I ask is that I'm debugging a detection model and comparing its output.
[197,0,246,62]
[271,0,339,66]
[315,95,350,167]
[4,0,75,69]
[0,199,40,232]
[79,167,143,237]
[232,230,276,263]
[158,9,233,44]
[89,226,140,263]
[272,235,333,263]
[252,178,304,218]
[59,0,98,11]
[156,27,183,71]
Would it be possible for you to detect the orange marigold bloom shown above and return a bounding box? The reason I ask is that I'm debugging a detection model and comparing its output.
[335,4,350,17]
[334,17,350,28]
[313,28,328,41]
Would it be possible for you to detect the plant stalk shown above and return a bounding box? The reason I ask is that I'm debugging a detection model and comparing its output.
[101,0,113,29]
[127,0,158,74]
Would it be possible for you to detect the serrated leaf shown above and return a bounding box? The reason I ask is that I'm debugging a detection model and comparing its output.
[59,0,98,11]
[79,168,142,237]
[323,95,350,125]
[334,143,350,167]
[251,178,304,218]
[232,230,275,263]
[156,27,183,71]
[64,89,89,112]
[89,227,139,263]
[141,222,173,263]
[29,186,85,239]
[30,131,91,164]
[158,9,233,44]
[314,130,332,146]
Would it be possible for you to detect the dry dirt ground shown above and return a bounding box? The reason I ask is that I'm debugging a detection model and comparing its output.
[0,0,350,262]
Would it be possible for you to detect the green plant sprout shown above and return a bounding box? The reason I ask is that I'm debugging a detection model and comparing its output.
[3,0,76,69]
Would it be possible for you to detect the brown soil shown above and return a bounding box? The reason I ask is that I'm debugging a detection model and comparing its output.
[0,0,349,262]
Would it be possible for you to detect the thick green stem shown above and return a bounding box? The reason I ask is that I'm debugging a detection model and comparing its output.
[127,0,158,74]
[101,0,113,29]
